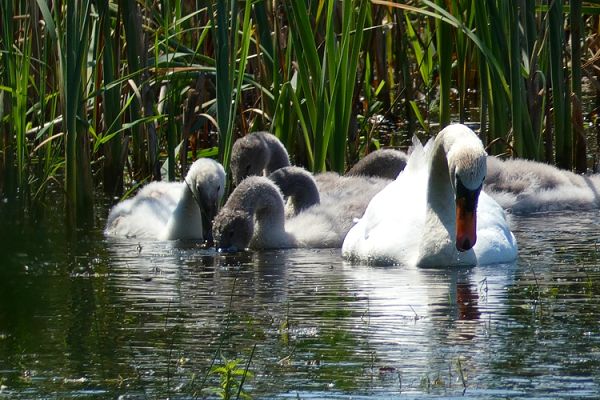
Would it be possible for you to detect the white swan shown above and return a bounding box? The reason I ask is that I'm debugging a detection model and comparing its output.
[342,124,518,267]
[212,172,388,250]
[105,158,226,241]
[485,156,600,213]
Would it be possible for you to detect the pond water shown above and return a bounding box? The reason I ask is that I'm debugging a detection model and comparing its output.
[2,205,600,399]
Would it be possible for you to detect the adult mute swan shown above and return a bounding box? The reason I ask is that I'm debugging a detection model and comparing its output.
[105,158,226,241]
[342,124,518,267]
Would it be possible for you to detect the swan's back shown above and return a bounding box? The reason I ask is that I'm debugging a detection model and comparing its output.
[105,158,225,240]
[343,137,430,264]
[346,148,408,179]
[105,181,184,239]
[486,156,600,213]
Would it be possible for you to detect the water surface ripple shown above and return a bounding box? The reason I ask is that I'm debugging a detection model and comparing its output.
[1,211,600,398]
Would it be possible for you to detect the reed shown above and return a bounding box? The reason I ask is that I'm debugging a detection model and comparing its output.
[285,0,368,173]
[211,0,253,176]
[1,0,24,200]
[549,0,571,169]
[63,0,95,227]
[0,0,598,226]
[571,0,586,173]
[97,0,124,196]
[434,0,451,127]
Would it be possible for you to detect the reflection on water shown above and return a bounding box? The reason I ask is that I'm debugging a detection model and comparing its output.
[1,209,600,398]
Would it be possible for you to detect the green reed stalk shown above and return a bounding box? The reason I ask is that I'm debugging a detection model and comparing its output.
[1,1,40,201]
[253,0,275,117]
[571,0,586,173]
[548,0,571,169]
[435,0,451,128]
[393,8,417,139]
[508,0,525,157]
[404,12,434,131]
[0,2,14,199]
[451,0,470,124]
[120,0,149,180]
[286,0,367,173]
[472,1,512,154]
[98,1,125,196]
[286,0,321,152]
[211,0,253,174]
[329,0,367,172]
[61,0,94,226]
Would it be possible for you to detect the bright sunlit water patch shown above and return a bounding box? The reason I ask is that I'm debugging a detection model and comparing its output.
[1,208,600,398]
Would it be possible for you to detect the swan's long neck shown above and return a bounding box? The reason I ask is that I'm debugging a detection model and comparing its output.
[418,135,457,264]
[232,180,294,248]
[416,126,485,266]
[264,134,291,173]
[162,184,204,240]
[269,167,320,215]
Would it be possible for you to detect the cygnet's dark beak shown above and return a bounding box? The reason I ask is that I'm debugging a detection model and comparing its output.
[455,180,481,252]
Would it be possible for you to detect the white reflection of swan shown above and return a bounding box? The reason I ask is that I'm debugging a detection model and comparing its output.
[342,261,516,367]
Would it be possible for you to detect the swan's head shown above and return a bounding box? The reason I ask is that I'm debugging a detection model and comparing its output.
[443,125,487,252]
[230,134,269,186]
[212,208,254,251]
[186,158,226,240]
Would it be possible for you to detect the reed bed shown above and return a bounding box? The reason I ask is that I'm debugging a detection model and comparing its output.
[0,1,599,226]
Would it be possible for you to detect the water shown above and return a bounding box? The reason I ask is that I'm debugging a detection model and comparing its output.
[2,207,600,399]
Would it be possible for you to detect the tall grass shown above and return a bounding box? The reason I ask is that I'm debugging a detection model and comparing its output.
[285,0,368,173]
[0,1,599,226]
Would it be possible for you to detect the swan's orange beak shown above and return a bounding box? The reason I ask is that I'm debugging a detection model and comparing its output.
[456,197,477,252]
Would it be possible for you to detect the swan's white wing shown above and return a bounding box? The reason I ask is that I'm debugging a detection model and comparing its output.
[105,182,184,239]
[343,138,430,265]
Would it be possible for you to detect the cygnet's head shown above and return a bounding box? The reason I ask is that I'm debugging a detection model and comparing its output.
[185,158,226,239]
[230,134,268,186]
[212,208,254,251]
